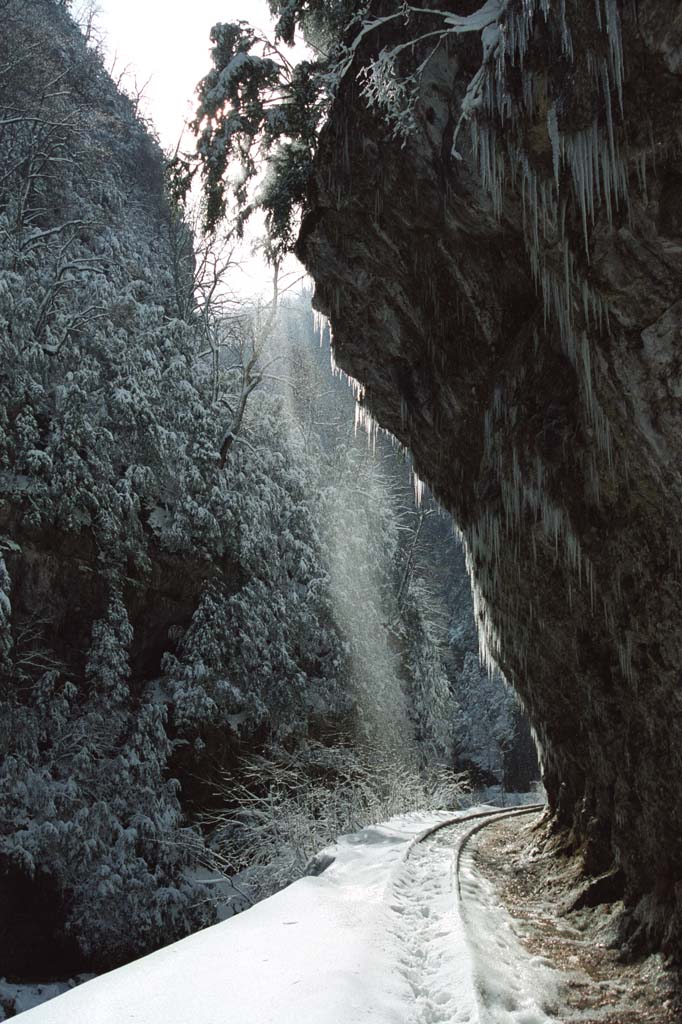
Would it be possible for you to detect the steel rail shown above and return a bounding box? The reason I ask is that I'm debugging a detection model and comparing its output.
[403,802,545,898]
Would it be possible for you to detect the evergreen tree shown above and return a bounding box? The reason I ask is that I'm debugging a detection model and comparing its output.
[0,591,212,967]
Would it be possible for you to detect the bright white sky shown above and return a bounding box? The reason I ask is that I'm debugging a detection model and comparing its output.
[92,1,306,296]
[95,1,277,150]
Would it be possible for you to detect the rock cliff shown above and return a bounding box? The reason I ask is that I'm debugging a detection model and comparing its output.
[298,0,682,955]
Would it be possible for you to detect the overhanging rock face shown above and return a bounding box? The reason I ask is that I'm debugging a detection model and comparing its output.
[297,0,682,954]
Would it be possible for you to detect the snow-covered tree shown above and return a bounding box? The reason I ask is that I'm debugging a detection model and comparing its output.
[0,0,537,977]
[0,590,212,967]
[183,1,509,258]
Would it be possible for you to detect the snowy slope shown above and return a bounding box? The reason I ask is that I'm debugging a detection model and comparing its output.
[14,806,558,1024]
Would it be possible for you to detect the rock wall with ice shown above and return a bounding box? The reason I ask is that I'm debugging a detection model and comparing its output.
[297,0,682,955]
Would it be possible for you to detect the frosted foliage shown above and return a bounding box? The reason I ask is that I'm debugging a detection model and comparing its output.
[85,593,133,706]
[0,593,210,966]
[163,389,350,745]
[402,581,459,765]
[349,1,504,138]
[0,0,268,965]
[205,743,467,904]
[162,295,466,929]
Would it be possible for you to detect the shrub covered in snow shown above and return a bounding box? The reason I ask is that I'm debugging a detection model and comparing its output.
[202,741,469,904]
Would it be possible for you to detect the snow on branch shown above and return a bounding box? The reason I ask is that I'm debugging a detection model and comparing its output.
[336,0,505,138]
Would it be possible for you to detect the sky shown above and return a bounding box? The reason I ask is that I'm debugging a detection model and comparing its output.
[94,1,277,150]
[90,1,304,296]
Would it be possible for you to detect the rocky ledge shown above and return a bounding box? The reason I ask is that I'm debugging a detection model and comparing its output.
[297,0,682,956]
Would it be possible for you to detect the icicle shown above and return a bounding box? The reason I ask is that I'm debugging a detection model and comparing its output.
[548,104,557,189]
[412,470,424,507]
[604,0,625,114]
[313,309,330,348]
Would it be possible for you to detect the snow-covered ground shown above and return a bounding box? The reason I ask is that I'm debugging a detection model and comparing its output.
[0,980,86,1021]
[12,805,558,1024]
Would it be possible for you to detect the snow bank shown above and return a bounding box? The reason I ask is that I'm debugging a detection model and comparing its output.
[15,805,559,1024]
[14,810,457,1024]
[0,980,79,1020]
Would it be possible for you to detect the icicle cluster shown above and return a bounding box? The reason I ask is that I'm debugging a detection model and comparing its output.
[323,2,636,682]
[457,370,604,678]
[328,335,379,448]
[324,311,431,506]
[437,0,634,676]
[463,0,628,354]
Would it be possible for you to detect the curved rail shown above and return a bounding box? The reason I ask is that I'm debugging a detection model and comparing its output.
[453,803,544,897]
[405,802,545,866]
[390,802,546,1024]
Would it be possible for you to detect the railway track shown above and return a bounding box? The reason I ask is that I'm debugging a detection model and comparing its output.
[405,804,545,866]
[387,803,549,1024]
